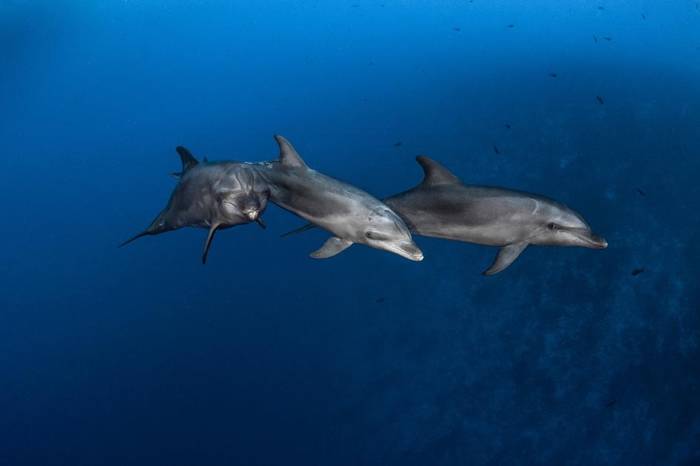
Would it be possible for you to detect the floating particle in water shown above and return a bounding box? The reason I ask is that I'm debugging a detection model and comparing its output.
[507,24,515,28]
[549,72,558,78]
[632,268,645,276]
[453,27,461,32]
[493,145,501,155]
[393,141,403,147]
[636,187,647,197]
[375,297,386,304]
[596,95,605,105]
[504,123,512,129]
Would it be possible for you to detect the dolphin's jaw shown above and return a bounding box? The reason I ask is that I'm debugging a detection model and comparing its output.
[553,228,608,249]
[379,241,424,262]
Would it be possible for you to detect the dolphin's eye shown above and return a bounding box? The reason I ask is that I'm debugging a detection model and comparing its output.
[365,231,388,240]
[548,223,559,231]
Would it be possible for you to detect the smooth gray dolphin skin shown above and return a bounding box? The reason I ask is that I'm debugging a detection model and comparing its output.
[383,156,608,275]
[253,135,424,261]
[120,146,270,263]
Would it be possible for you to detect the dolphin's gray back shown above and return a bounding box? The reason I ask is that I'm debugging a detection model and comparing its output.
[385,184,551,246]
[254,161,387,241]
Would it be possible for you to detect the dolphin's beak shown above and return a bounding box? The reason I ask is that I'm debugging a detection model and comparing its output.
[394,241,424,262]
[590,234,608,249]
[575,230,608,249]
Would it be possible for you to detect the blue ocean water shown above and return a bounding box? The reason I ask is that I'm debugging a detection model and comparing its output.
[2,1,699,464]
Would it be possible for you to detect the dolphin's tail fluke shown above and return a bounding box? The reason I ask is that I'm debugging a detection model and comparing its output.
[281,222,316,238]
[118,231,152,248]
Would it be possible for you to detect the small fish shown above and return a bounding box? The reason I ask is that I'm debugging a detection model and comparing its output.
[375,297,386,304]
[596,95,605,105]
[504,123,512,129]
[641,13,646,20]
[598,5,605,11]
[492,145,501,155]
[593,35,598,43]
[453,27,461,32]
[393,141,403,148]
[631,268,645,276]
[603,36,612,41]
[507,24,515,28]
[605,399,617,407]
[636,188,647,197]
[549,72,558,78]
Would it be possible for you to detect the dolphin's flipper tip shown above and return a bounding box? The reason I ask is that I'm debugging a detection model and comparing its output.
[201,224,220,265]
[118,231,149,248]
[281,223,316,238]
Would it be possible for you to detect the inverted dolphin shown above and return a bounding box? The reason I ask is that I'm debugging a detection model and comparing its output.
[383,156,608,275]
[253,135,423,261]
[120,146,270,263]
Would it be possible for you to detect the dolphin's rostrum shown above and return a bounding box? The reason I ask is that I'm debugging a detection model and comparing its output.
[120,146,270,263]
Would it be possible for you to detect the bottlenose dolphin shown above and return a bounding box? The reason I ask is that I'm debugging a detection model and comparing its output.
[383,156,608,275]
[120,146,270,263]
[254,135,423,261]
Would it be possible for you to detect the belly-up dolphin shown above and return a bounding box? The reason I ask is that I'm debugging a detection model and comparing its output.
[253,135,423,261]
[120,146,270,263]
[383,156,608,275]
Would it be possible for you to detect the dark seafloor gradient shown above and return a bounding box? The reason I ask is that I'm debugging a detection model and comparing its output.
[1,1,699,465]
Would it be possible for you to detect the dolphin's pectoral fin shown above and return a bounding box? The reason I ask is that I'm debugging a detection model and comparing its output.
[483,242,528,276]
[201,224,221,264]
[281,222,316,238]
[119,231,151,248]
[310,237,353,259]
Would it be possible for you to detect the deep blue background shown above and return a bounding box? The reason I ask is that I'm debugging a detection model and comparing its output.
[2,1,699,465]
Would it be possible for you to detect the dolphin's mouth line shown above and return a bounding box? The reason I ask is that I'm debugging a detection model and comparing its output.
[383,241,424,262]
[570,229,608,249]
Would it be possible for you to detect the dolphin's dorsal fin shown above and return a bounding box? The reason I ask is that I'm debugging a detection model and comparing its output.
[274,135,307,168]
[176,146,199,174]
[416,156,460,187]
